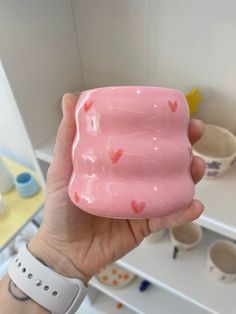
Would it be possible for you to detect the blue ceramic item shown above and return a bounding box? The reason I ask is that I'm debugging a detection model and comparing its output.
[14,172,39,197]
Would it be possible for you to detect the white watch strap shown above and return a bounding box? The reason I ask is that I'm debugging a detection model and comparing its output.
[8,246,87,314]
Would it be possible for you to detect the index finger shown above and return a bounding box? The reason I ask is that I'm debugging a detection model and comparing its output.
[189,119,205,145]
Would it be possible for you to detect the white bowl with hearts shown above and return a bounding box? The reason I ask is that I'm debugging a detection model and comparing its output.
[193,124,236,179]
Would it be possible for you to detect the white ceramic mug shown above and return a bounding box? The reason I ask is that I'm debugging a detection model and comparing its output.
[170,223,203,251]
[193,124,236,179]
[207,240,236,283]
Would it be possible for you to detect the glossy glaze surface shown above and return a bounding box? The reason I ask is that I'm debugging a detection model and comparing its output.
[69,86,194,218]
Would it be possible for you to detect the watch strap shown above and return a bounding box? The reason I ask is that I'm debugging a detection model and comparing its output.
[8,245,87,314]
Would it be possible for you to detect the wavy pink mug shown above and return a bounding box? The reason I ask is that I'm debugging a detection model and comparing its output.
[68,86,194,218]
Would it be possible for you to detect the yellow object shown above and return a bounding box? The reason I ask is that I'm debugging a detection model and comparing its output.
[0,157,44,249]
[185,87,201,113]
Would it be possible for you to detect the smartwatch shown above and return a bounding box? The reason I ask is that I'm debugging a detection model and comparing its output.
[8,245,88,314]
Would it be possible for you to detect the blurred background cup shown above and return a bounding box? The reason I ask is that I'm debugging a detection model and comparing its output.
[207,240,236,283]
[142,230,166,244]
[170,223,203,259]
[0,157,14,194]
[193,124,236,179]
[14,172,39,197]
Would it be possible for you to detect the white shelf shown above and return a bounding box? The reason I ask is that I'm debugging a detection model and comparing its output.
[35,135,56,164]
[90,276,207,314]
[34,135,236,240]
[118,230,236,314]
[196,165,236,240]
[77,292,134,314]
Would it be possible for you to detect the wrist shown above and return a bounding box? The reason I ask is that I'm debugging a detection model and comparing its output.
[7,241,89,314]
[28,232,90,285]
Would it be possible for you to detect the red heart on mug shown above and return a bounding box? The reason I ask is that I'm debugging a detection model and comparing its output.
[168,100,178,113]
[84,100,93,112]
[131,200,145,213]
[74,191,80,203]
[109,148,124,164]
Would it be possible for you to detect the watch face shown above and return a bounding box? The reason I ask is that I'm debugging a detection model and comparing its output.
[95,264,135,289]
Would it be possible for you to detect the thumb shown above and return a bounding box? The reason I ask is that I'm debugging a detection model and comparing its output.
[49,94,78,181]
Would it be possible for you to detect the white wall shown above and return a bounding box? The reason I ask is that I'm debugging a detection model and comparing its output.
[0,62,34,168]
[0,0,83,149]
[1,0,235,160]
[73,0,236,133]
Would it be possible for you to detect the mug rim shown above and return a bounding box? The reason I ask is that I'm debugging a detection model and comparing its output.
[14,172,34,186]
[208,240,236,275]
[80,85,186,98]
[170,223,203,247]
[193,124,236,160]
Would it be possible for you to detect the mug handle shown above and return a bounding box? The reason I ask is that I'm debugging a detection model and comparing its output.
[172,246,179,259]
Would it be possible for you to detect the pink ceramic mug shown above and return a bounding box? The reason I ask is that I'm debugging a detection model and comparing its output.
[68,86,194,218]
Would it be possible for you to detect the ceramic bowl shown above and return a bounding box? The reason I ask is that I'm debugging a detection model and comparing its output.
[95,264,135,289]
[170,223,203,251]
[69,86,194,219]
[14,172,39,197]
[193,124,236,179]
[207,240,236,283]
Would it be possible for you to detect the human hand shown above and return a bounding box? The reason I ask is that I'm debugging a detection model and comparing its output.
[29,94,205,283]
